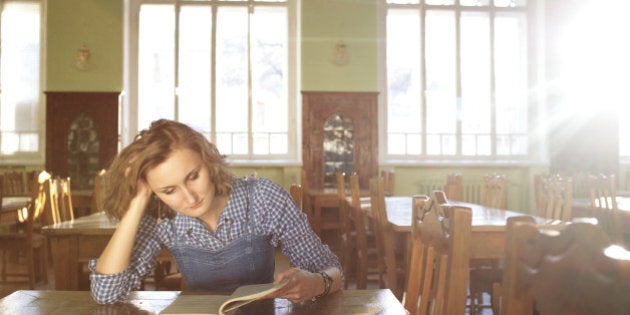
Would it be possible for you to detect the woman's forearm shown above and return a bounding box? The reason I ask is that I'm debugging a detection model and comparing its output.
[95,192,149,274]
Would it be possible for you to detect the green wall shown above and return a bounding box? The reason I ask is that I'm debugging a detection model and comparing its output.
[46,0,122,91]
[301,0,378,91]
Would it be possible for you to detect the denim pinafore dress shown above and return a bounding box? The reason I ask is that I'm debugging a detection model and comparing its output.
[167,179,275,291]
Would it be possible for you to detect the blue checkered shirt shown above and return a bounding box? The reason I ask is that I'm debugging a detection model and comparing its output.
[89,177,341,304]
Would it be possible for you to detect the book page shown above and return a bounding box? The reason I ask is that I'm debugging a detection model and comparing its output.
[160,280,287,315]
[219,281,287,314]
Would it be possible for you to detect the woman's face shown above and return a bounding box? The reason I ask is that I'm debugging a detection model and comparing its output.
[145,148,218,218]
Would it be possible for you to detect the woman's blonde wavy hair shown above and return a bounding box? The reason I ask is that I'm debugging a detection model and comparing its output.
[98,119,232,220]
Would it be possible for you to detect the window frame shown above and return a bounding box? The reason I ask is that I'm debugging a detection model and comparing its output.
[123,0,300,165]
[0,0,46,165]
[377,0,545,166]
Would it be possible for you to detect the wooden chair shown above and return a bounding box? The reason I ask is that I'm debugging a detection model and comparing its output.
[497,218,630,315]
[469,174,509,313]
[335,172,355,288]
[0,171,49,289]
[2,171,27,197]
[289,183,303,210]
[588,173,624,244]
[536,174,573,221]
[300,169,314,230]
[444,172,463,202]
[0,174,3,209]
[404,194,472,315]
[92,169,107,213]
[480,174,508,209]
[381,170,395,196]
[348,172,383,289]
[43,177,75,225]
[588,173,618,209]
[370,176,406,299]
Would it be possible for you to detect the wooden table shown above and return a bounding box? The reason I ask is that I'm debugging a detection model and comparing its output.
[41,211,117,290]
[0,289,406,314]
[0,196,32,226]
[356,196,551,260]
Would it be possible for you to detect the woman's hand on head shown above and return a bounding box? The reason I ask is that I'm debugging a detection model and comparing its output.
[266,268,325,304]
[127,179,153,216]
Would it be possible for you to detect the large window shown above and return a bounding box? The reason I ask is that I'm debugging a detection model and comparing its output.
[0,0,42,162]
[128,0,297,161]
[383,0,530,160]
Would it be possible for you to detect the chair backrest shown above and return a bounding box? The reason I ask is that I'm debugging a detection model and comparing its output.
[336,172,352,236]
[405,194,472,315]
[588,173,617,210]
[381,170,395,196]
[3,170,27,196]
[0,174,4,209]
[587,173,623,243]
[536,174,573,221]
[444,172,463,202]
[289,183,303,210]
[480,174,508,209]
[369,176,403,298]
[92,169,106,213]
[24,171,48,233]
[300,169,313,221]
[42,176,75,225]
[59,177,75,222]
[501,219,630,315]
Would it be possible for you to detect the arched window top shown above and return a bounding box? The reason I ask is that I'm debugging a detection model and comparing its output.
[323,114,355,188]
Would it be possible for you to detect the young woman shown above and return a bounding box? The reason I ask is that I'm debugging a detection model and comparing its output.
[89,119,342,304]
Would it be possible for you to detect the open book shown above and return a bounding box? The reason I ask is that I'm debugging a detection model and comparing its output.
[160,280,288,315]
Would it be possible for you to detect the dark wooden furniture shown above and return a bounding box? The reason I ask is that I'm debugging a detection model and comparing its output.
[45,91,120,191]
[302,91,378,190]
[301,91,378,249]
[0,289,406,314]
[0,172,48,288]
[497,218,630,315]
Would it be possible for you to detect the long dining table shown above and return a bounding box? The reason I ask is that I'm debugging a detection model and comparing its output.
[352,196,552,260]
[0,289,406,314]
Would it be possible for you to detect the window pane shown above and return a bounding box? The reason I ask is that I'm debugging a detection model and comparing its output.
[0,2,40,155]
[251,6,288,155]
[138,5,175,130]
[386,8,421,154]
[425,10,456,156]
[494,0,526,7]
[386,0,420,4]
[461,12,491,156]
[495,13,528,155]
[425,0,455,5]
[178,6,212,133]
[461,0,490,6]
[215,7,248,144]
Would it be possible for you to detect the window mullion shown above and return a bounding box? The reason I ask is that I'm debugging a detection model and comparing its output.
[247,4,253,157]
[174,3,181,121]
[210,5,217,143]
[489,8,497,156]
[420,4,427,156]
